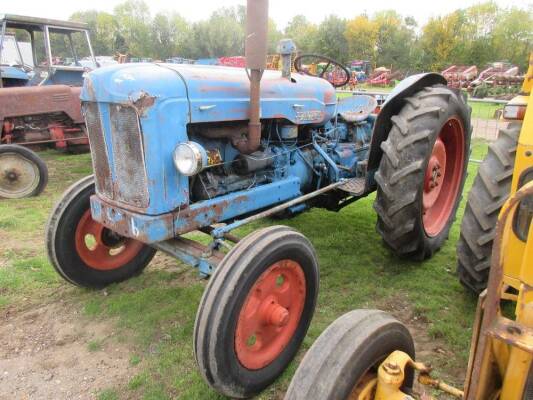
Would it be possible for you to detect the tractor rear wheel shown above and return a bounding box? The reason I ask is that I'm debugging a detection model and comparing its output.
[456,123,520,293]
[194,226,319,399]
[285,309,415,400]
[46,176,156,288]
[374,85,471,260]
[0,144,48,198]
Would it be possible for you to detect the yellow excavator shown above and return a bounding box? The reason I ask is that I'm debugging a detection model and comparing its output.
[284,56,533,400]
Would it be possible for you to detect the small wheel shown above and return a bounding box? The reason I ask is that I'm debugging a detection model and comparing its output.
[46,175,156,288]
[285,309,415,400]
[457,123,520,293]
[0,144,48,198]
[374,85,471,260]
[194,226,319,398]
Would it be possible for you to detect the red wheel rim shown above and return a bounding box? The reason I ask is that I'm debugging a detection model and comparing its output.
[235,259,306,370]
[422,117,465,237]
[74,209,144,271]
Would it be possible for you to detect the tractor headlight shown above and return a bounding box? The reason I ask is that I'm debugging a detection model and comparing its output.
[173,142,207,176]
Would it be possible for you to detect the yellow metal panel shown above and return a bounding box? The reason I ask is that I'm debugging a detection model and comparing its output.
[522,53,533,95]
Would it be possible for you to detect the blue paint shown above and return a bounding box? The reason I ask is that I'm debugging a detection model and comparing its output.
[0,65,29,82]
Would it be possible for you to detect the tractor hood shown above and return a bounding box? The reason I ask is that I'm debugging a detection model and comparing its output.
[0,65,29,82]
[81,63,337,124]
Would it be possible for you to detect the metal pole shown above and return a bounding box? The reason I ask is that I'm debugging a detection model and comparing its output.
[211,180,347,237]
[0,20,6,88]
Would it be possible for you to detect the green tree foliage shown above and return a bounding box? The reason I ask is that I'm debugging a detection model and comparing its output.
[344,15,377,62]
[284,15,318,53]
[68,0,532,71]
[315,15,348,63]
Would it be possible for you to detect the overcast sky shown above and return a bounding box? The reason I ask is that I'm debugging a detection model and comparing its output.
[4,0,531,28]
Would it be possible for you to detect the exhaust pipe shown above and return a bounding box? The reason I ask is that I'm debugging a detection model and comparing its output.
[238,0,269,154]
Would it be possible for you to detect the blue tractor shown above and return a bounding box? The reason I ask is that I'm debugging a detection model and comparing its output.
[46,1,471,397]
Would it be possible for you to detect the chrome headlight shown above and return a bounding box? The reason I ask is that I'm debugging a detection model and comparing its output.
[173,142,207,176]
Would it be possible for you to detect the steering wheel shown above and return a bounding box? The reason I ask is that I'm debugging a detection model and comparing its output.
[294,54,350,88]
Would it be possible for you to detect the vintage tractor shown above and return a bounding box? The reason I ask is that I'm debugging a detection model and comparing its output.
[0,14,96,198]
[46,1,471,397]
[457,54,533,294]
[284,93,533,399]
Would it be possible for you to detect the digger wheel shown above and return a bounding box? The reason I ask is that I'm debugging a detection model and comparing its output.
[374,85,471,260]
[194,226,319,399]
[457,123,520,293]
[0,144,48,199]
[46,175,156,288]
[285,309,415,400]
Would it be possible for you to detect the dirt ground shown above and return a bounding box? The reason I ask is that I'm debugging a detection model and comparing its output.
[0,300,137,400]
[0,290,459,400]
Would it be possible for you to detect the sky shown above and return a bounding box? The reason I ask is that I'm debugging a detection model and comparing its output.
[3,0,531,28]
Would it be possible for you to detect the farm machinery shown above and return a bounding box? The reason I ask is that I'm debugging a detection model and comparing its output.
[0,14,96,198]
[442,65,478,89]
[285,59,533,400]
[46,0,471,397]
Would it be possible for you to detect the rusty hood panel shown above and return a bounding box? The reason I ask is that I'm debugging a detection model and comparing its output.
[0,85,83,123]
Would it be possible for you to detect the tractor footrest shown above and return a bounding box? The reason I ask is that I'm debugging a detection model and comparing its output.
[338,178,366,196]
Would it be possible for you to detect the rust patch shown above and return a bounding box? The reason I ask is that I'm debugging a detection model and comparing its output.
[129,91,156,117]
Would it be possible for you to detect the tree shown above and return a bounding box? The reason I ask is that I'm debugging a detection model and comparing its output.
[150,12,190,60]
[372,10,416,70]
[113,0,151,57]
[492,6,533,69]
[419,12,465,70]
[189,7,244,58]
[315,15,348,63]
[284,15,318,53]
[344,15,377,62]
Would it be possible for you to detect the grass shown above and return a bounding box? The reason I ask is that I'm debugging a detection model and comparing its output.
[0,141,490,399]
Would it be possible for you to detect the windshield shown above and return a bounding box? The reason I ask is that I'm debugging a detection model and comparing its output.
[49,29,94,68]
[0,35,33,67]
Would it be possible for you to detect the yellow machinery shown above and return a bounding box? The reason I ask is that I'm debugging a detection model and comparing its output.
[284,57,533,400]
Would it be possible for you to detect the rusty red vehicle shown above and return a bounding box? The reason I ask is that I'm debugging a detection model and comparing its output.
[0,14,96,198]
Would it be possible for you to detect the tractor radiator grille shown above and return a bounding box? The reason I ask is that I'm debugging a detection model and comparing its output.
[83,102,149,208]
[109,104,149,208]
[83,102,113,198]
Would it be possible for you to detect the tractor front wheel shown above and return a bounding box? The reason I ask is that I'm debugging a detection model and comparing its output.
[374,85,471,260]
[46,176,156,288]
[0,144,48,198]
[285,309,415,400]
[194,226,319,399]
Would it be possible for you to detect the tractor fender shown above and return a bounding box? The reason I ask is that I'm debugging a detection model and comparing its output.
[367,73,447,172]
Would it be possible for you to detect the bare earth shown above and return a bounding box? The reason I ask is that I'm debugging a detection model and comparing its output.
[0,300,137,400]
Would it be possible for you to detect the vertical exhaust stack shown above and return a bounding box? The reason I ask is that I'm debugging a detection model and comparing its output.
[240,0,269,154]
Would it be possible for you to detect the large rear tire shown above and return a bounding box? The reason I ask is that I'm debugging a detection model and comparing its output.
[46,176,156,288]
[285,309,415,400]
[194,226,319,399]
[374,85,471,260]
[0,144,48,198]
[456,123,520,293]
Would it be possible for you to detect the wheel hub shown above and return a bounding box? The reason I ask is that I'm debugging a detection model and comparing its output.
[74,209,144,270]
[422,117,465,237]
[5,169,19,182]
[235,259,306,370]
[0,152,39,198]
